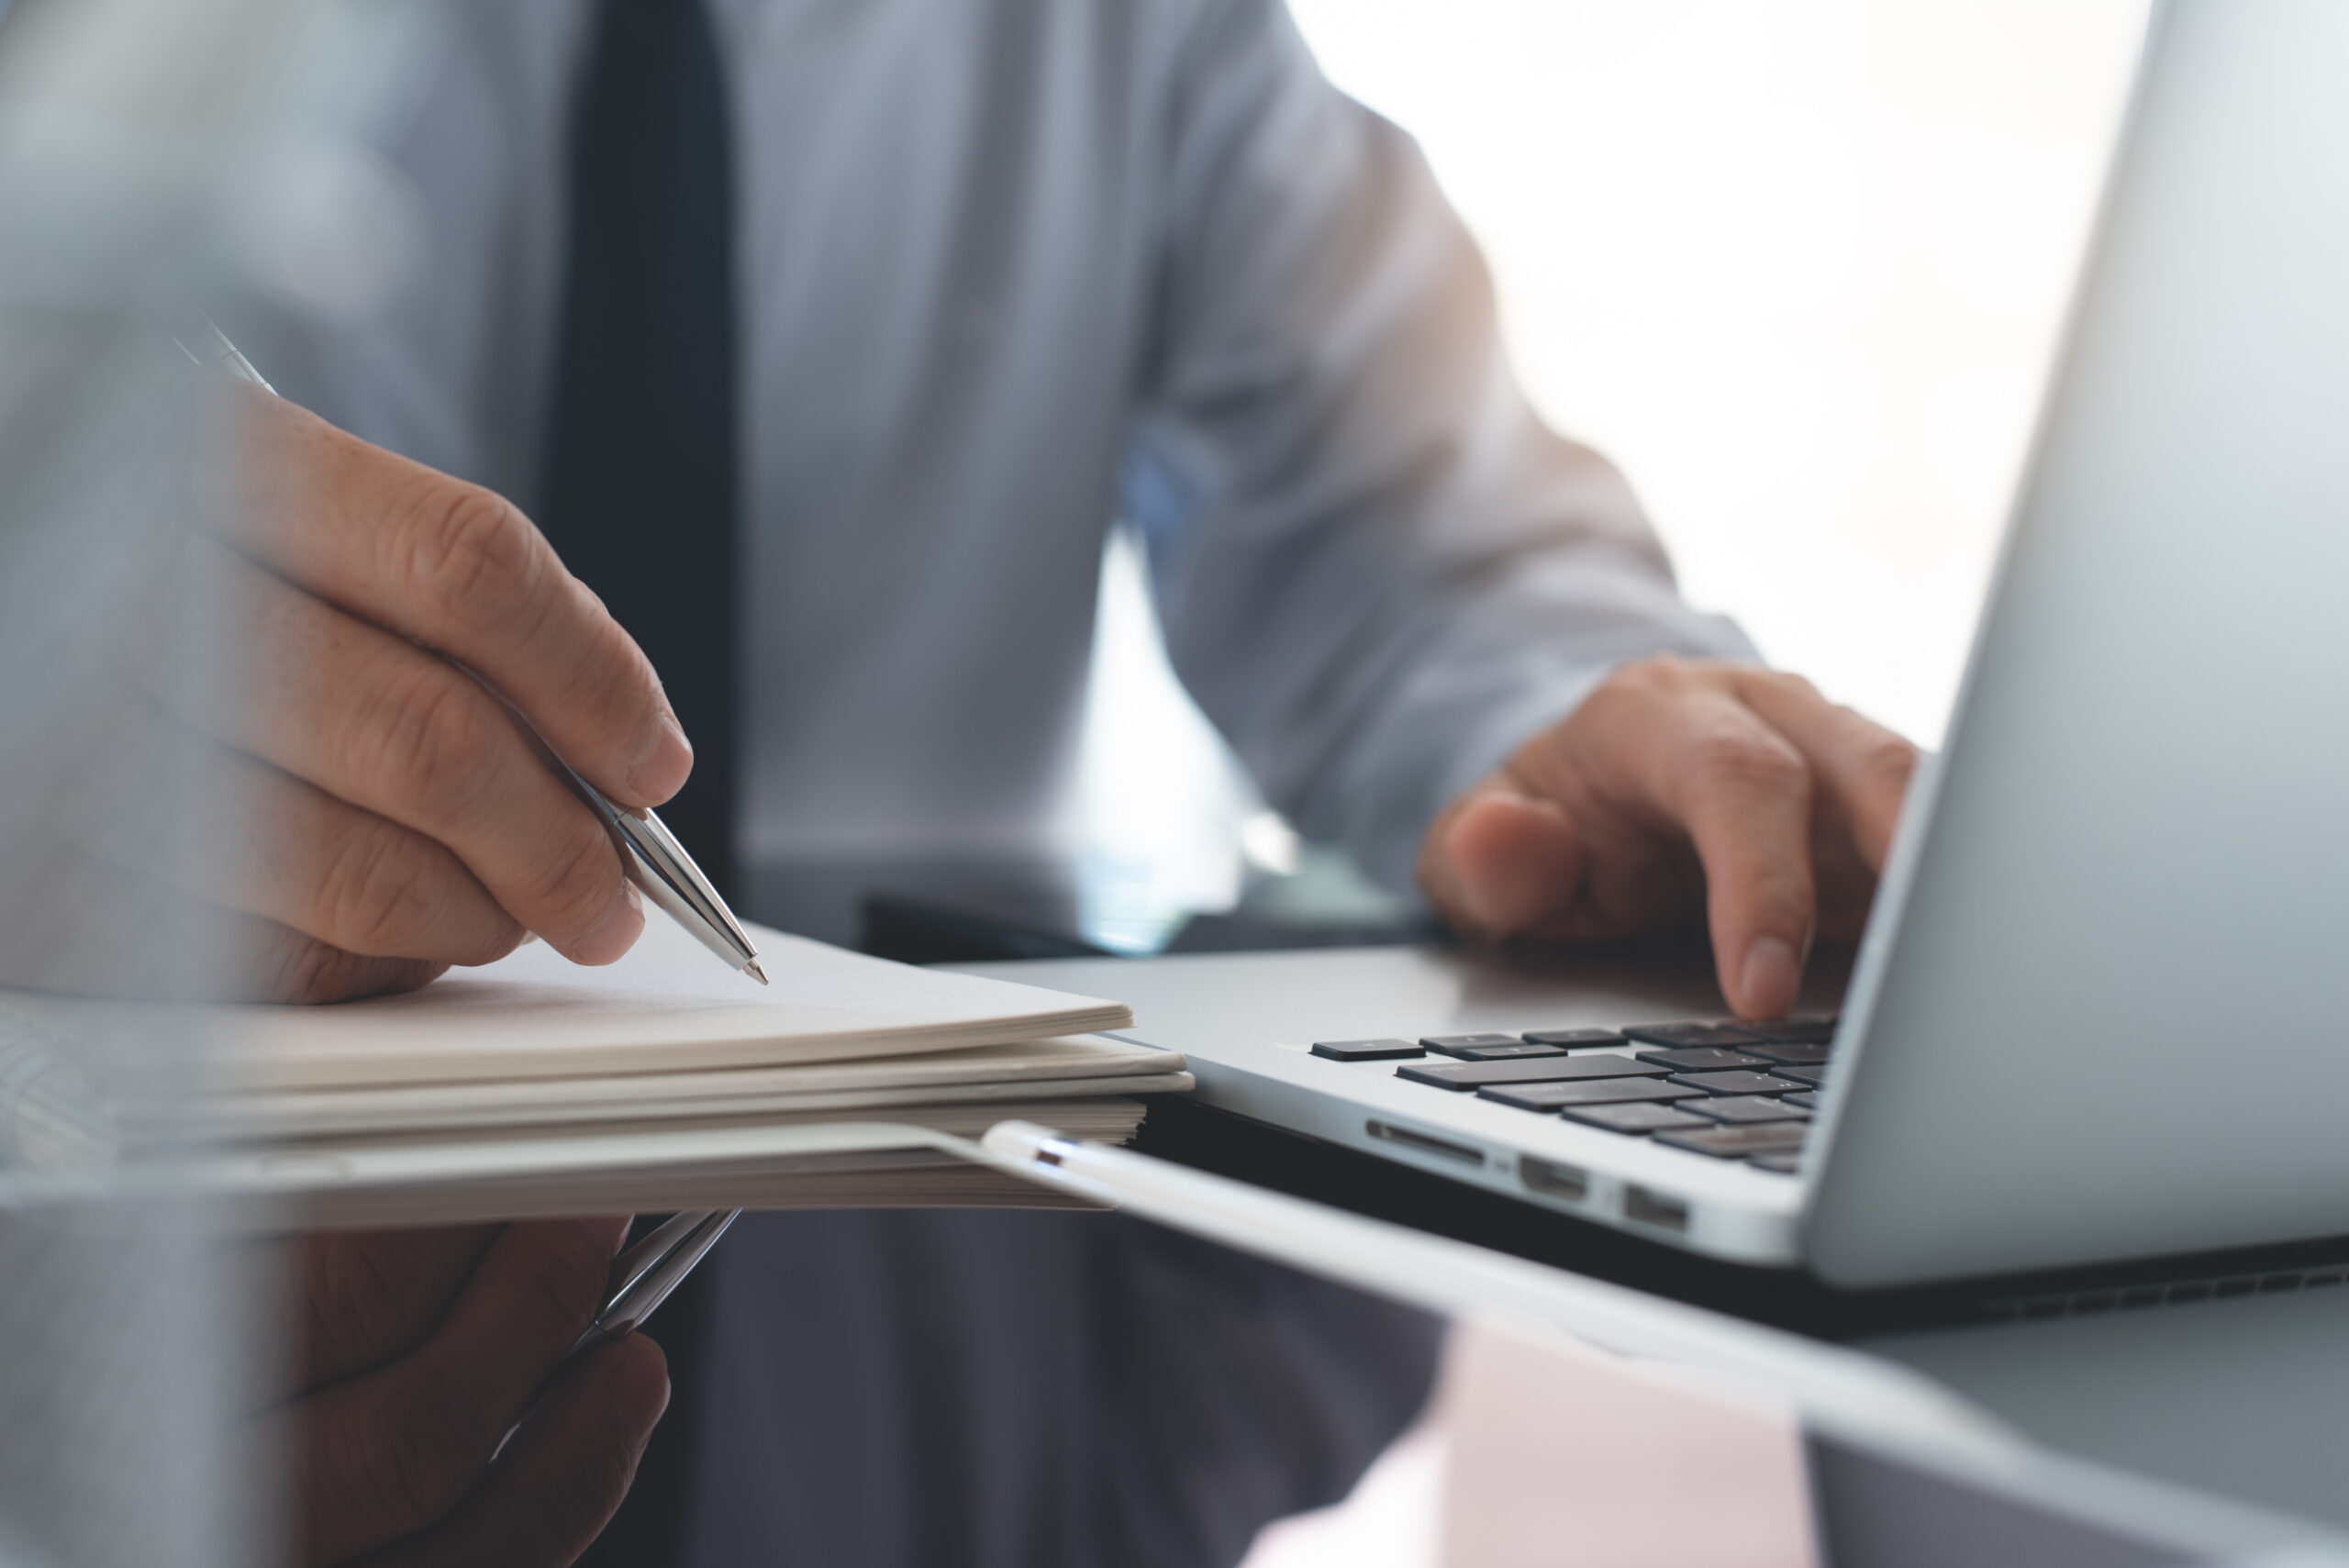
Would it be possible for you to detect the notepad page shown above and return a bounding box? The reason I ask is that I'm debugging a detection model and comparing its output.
[16,916,1131,1092]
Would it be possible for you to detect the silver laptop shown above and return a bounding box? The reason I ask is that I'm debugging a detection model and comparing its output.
[993,0,2349,1295]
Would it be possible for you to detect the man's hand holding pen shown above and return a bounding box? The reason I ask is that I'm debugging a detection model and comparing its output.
[9,385,695,1003]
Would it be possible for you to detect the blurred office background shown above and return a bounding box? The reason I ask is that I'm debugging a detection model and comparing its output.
[1211,3,2148,1562]
[1077,0,2147,959]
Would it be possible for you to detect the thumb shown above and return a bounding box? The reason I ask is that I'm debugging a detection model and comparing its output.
[1417,781,1584,937]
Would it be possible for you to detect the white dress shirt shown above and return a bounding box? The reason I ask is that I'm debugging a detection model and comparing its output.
[229,6,1765,1562]
[237,0,1748,915]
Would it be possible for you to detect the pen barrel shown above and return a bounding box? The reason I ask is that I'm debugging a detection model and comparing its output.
[605,807,760,973]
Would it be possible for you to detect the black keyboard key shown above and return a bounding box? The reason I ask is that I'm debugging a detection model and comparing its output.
[1520,1027,1628,1049]
[1622,1021,1765,1049]
[1449,1041,1574,1062]
[1683,1095,1809,1125]
[1749,1152,1805,1174]
[1780,1090,1820,1111]
[1668,1069,1797,1096]
[1397,1055,1665,1092]
[1656,1124,1809,1159]
[1557,1101,1711,1134]
[1420,1032,1523,1057]
[1744,1041,1831,1067]
[1311,1038,1424,1062]
[1477,1080,1707,1111]
[1769,1062,1830,1087]
[1737,1017,1837,1045]
[1634,1046,1768,1073]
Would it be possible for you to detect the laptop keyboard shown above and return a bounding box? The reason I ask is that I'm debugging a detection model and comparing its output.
[1311,1017,1838,1174]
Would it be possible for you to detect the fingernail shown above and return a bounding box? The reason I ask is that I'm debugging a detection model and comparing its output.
[627,717,693,804]
[1739,936,1800,1018]
[571,884,643,965]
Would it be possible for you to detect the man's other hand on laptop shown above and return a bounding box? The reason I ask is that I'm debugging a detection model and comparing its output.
[1417,657,1917,1020]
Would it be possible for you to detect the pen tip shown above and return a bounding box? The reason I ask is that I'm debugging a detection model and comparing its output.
[746,959,769,985]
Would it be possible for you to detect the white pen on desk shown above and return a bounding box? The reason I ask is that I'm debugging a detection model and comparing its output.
[169,311,767,986]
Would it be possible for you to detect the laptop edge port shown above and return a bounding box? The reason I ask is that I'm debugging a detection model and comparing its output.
[1365,1120,1485,1166]
[1624,1184,1690,1233]
[1519,1155,1589,1202]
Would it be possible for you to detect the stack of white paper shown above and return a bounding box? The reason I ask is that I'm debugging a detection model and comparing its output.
[6,917,1182,1227]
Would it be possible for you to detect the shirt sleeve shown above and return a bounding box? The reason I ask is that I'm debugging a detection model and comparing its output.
[1128,0,1754,893]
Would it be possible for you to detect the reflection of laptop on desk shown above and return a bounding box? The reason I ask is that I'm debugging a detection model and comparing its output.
[977,1,2349,1304]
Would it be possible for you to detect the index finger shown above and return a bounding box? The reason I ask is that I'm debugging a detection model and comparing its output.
[1650,703,1820,1020]
[224,391,692,809]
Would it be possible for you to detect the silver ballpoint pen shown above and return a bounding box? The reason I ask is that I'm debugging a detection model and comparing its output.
[171,313,768,985]
[178,311,749,1371]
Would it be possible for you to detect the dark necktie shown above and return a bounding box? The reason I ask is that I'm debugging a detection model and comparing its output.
[544,4,732,1562]
[540,0,740,899]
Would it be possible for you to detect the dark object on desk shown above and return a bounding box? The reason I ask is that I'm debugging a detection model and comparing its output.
[1163,908,1442,953]
[862,892,1114,965]
[855,891,1436,968]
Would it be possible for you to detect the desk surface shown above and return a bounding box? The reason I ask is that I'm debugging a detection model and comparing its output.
[963,941,2349,1540]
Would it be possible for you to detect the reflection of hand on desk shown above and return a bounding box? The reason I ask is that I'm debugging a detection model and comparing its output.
[256,1219,667,1568]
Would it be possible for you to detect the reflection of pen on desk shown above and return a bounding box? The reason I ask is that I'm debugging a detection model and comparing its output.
[168,312,767,986]
[491,1207,740,1461]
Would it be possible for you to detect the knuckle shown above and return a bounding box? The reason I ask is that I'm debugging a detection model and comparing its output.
[521,815,624,938]
[263,934,365,1006]
[1599,653,1745,709]
[306,1237,446,1377]
[401,484,551,635]
[318,823,440,957]
[1608,653,1692,696]
[365,665,503,826]
[1695,728,1809,797]
[496,1226,612,1346]
[550,588,652,708]
[260,939,437,1006]
[358,1385,476,1537]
